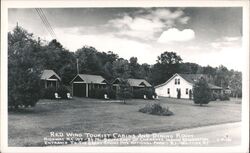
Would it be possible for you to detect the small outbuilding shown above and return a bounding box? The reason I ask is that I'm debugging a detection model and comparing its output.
[40,69,61,89]
[70,74,108,97]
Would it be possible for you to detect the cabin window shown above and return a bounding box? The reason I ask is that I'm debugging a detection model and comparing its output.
[167,88,170,94]
[178,79,180,84]
[186,88,188,95]
[175,79,177,84]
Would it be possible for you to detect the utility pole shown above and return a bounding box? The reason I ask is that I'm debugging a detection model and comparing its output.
[76,58,79,74]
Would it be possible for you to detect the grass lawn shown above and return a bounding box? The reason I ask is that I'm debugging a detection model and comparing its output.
[8,97,241,146]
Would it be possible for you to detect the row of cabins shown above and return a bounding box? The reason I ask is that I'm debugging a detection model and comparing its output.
[41,70,223,99]
[40,70,152,98]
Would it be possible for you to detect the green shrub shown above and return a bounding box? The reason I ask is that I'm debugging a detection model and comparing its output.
[8,26,42,108]
[89,88,107,99]
[146,88,157,99]
[57,85,70,99]
[133,88,156,99]
[193,78,212,106]
[139,103,173,116]
[116,79,133,104]
[133,89,145,99]
[219,93,230,101]
[41,87,57,99]
[211,92,220,101]
[107,89,116,99]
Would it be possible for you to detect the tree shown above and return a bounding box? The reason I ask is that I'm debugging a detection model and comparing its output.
[229,72,242,98]
[116,79,132,104]
[8,25,42,108]
[112,58,131,79]
[179,62,200,74]
[59,63,77,85]
[214,65,230,88]
[75,46,103,74]
[152,51,183,86]
[129,57,140,78]
[156,51,182,64]
[193,77,212,106]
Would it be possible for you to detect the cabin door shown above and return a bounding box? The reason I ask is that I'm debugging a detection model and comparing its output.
[73,83,86,97]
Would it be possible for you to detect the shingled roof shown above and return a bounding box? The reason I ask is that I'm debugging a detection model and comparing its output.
[112,78,152,87]
[127,78,152,87]
[178,74,207,84]
[40,70,61,81]
[207,83,223,90]
[71,74,107,84]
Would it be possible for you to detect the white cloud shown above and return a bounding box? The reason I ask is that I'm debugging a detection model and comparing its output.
[145,9,185,21]
[223,36,241,42]
[178,16,190,24]
[211,36,242,49]
[158,28,195,43]
[107,8,190,40]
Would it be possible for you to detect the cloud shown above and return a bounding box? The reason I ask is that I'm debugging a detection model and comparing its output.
[211,36,242,49]
[107,8,190,40]
[157,28,195,43]
[223,36,241,42]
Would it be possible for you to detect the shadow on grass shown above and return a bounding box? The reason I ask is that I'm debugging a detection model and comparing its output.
[8,107,37,113]
[191,104,212,107]
[8,106,52,114]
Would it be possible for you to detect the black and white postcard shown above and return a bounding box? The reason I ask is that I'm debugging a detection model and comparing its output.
[1,0,249,153]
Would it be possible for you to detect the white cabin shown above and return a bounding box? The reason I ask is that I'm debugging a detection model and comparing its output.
[155,73,222,99]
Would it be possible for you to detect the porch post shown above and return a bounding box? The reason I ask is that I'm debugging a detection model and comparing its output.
[86,83,88,97]
[72,83,74,96]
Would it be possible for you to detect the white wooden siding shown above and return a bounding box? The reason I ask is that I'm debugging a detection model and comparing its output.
[155,74,193,99]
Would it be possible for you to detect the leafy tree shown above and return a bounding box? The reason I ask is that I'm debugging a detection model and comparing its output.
[152,51,182,85]
[116,79,132,104]
[139,63,152,81]
[193,77,212,106]
[156,51,182,64]
[75,46,103,74]
[59,63,77,85]
[179,62,200,74]
[129,57,140,78]
[103,61,114,81]
[112,58,131,79]
[8,25,42,108]
[214,65,229,88]
[229,72,242,98]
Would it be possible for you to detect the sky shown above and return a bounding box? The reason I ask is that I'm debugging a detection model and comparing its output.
[8,7,243,71]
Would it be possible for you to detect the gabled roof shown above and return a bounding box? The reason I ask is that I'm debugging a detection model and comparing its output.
[71,74,107,84]
[155,73,222,90]
[178,74,207,84]
[208,83,223,90]
[112,78,152,87]
[155,73,180,88]
[127,78,152,87]
[40,70,61,81]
